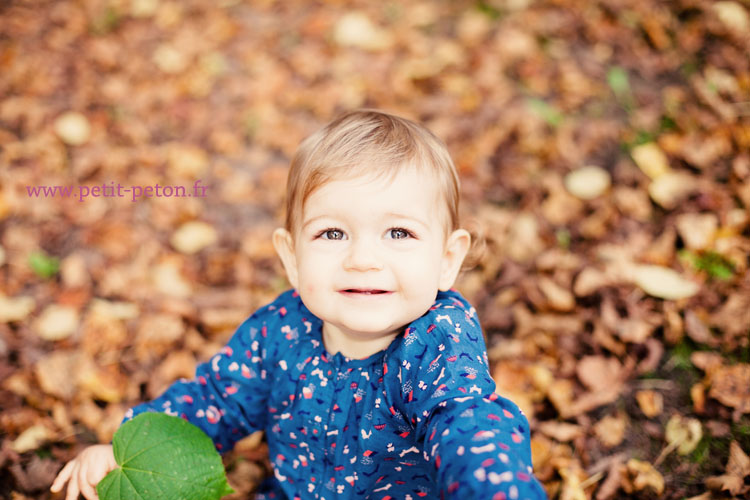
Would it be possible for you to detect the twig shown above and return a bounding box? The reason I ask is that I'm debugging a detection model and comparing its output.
[579,471,605,490]
[654,437,682,467]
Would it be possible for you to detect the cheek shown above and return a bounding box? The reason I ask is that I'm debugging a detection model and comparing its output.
[393,254,440,286]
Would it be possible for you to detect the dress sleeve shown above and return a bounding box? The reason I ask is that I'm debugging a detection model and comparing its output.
[123,297,286,453]
[387,292,547,499]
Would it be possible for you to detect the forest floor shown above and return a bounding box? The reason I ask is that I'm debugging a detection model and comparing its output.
[1,0,749,499]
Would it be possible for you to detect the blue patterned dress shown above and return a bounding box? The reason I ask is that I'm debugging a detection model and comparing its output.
[125,289,547,500]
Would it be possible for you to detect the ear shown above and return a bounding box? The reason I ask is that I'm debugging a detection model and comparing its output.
[272,228,299,289]
[438,229,471,291]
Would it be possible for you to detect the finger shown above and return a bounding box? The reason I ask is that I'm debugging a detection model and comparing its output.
[64,464,81,500]
[65,481,80,500]
[80,462,99,500]
[80,478,98,500]
[51,460,75,492]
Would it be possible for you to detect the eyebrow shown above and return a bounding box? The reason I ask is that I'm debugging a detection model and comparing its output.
[300,215,330,231]
[300,212,429,230]
[383,212,429,228]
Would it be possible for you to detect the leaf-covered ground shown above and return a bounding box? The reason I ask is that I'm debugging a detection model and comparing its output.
[1,0,749,498]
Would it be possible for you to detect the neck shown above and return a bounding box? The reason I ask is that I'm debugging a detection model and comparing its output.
[322,323,400,359]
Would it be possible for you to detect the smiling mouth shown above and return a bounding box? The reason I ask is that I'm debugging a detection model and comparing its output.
[340,289,391,295]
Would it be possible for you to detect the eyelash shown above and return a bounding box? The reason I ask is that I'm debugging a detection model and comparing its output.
[387,227,415,239]
[316,228,345,240]
[313,227,416,240]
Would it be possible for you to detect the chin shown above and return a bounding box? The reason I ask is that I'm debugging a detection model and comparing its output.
[336,318,399,336]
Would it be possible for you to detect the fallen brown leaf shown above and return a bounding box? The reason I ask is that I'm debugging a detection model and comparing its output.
[705,441,750,496]
[621,458,665,496]
[684,310,718,347]
[635,390,664,418]
[537,421,584,443]
[595,458,624,500]
[576,355,624,393]
[593,413,628,449]
[11,424,55,454]
[708,363,750,418]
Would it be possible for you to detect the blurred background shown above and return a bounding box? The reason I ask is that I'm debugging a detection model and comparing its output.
[1,0,749,498]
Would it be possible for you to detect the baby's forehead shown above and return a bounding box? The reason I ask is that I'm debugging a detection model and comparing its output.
[306,166,444,203]
[296,168,453,230]
[327,165,437,187]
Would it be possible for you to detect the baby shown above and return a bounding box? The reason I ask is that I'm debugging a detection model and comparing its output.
[52,110,547,500]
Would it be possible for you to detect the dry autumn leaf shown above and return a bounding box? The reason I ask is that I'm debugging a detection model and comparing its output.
[53,111,91,146]
[635,390,664,418]
[675,213,718,251]
[647,172,698,209]
[170,221,219,254]
[705,441,750,496]
[664,414,703,456]
[576,355,624,393]
[33,304,79,341]
[713,2,750,33]
[708,363,750,418]
[333,12,393,51]
[564,165,611,200]
[537,421,583,442]
[0,295,36,323]
[622,459,665,496]
[631,264,700,300]
[631,142,671,180]
[2,1,750,498]
[558,464,587,500]
[11,424,55,454]
[593,413,627,449]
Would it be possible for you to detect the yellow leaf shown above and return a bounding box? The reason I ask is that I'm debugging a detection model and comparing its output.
[675,213,718,251]
[11,425,54,453]
[647,172,698,209]
[33,304,79,341]
[625,459,665,495]
[171,221,219,254]
[632,264,700,300]
[54,111,91,146]
[564,165,611,200]
[665,414,703,455]
[594,413,627,449]
[636,390,664,418]
[631,142,670,179]
[333,12,393,51]
[0,295,35,322]
[713,2,750,33]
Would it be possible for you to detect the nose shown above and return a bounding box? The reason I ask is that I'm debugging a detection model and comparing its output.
[343,238,382,272]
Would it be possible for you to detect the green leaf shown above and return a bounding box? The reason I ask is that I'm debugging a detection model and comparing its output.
[526,98,563,127]
[97,413,234,500]
[679,250,735,281]
[28,251,59,279]
[607,66,634,112]
[606,66,631,97]
[555,228,571,250]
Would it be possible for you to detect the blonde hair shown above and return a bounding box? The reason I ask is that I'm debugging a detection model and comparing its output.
[284,109,460,234]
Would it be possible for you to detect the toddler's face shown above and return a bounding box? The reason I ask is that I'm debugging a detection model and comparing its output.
[274,167,469,358]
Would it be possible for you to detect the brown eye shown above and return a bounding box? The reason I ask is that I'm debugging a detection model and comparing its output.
[321,229,345,240]
[387,228,411,239]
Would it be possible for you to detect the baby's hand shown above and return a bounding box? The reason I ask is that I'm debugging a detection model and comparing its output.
[51,444,117,500]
